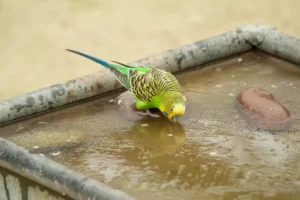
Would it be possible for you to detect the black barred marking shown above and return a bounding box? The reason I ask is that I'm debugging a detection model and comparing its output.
[129,68,180,102]
[110,68,130,89]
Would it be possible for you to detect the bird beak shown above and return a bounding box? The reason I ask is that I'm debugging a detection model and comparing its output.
[171,116,177,123]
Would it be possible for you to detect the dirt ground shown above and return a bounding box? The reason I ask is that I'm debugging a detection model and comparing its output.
[0,0,299,100]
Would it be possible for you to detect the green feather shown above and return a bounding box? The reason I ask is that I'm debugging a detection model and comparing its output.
[66,49,150,90]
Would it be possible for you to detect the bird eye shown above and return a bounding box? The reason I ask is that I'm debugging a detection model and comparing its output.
[163,111,168,116]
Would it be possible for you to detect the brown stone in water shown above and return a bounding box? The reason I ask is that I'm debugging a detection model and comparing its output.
[236,87,292,131]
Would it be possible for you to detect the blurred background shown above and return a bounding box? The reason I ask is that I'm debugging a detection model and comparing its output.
[0,0,299,100]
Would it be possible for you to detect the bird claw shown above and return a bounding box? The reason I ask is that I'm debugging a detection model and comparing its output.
[183,95,187,103]
[137,109,160,118]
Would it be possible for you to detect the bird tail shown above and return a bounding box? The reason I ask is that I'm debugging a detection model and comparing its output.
[66,49,110,69]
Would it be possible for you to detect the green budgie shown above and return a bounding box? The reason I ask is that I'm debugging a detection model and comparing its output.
[66,49,186,122]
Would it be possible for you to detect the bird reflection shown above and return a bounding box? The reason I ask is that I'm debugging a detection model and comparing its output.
[114,90,187,156]
[127,117,186,157]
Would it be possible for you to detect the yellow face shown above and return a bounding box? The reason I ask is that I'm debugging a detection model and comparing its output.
[161,103,186,122]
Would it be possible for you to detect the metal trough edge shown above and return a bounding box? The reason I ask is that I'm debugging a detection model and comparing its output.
[0,138,136,200]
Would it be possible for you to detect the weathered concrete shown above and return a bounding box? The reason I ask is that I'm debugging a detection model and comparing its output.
[241,24,300,65]
[0,173,8,200]
[0,166,72,200]
[6,175,22,200]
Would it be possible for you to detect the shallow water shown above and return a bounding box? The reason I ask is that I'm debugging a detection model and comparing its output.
[1,51,300,200]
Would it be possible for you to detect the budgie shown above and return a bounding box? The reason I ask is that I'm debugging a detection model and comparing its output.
[66,49,186,122]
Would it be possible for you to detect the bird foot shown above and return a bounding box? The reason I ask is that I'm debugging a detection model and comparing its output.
[137,109,161,118]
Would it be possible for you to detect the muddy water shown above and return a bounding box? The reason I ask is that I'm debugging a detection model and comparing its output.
[1,51,300,200]
[1,0,300,100]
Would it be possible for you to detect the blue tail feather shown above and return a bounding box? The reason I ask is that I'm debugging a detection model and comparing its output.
[66,49,110,68]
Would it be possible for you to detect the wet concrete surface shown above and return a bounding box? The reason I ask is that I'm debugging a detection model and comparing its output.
[1,0,300,100]
[1,51,300,200]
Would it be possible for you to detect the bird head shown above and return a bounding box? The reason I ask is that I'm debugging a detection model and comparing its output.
[161,102,186,123]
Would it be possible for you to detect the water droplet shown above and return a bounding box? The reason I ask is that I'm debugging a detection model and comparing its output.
[142,160,150,165]
[51,152,61,156]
